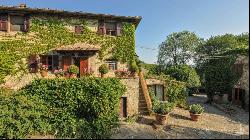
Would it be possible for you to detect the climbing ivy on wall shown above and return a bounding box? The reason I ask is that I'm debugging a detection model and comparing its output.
[0,17,136,84]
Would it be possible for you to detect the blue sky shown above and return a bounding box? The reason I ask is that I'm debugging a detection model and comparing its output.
[0,0,249,64]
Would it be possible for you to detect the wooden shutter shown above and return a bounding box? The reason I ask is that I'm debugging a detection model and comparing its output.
[98,20,106,35]
[233,64,243,76]
[116,22,122,36]
[0,14,8,31]
[23,15,30,32]
[28,54,38,73]
[75,25,83,34]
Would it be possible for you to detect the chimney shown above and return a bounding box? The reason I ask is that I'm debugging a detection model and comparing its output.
[19,3,27,8]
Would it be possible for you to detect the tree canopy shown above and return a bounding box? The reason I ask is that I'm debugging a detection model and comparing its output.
[195,33,249,101]
[157,31,203,68]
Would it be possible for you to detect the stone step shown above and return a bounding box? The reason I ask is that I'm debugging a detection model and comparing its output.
[139,106,148,111]
[139,95,146,100]
[139,110,150,115]
[139,102,147,108]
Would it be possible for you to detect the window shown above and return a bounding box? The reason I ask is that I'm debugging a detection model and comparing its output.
[98,20,122,36]
[40,55,59,71]
[75,25,84,34]
[107,61,117,70]
[0,14,8,31]
[10,15,29,32]
[148,84,164,101]
[105,22,117,36]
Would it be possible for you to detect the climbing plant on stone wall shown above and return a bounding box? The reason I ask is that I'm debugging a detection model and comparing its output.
[0,18,137,84]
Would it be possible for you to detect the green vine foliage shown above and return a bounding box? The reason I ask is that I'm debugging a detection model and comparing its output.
[0,78,126,139]
[196,33,249,101]
[0,18,136,83]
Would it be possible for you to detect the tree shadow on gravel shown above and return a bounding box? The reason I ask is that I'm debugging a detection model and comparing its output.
[162,124,249,139]
[188,94,249,125]
[169,113,191,121]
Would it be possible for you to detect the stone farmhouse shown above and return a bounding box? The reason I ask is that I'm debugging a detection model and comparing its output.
[0,4,165,117]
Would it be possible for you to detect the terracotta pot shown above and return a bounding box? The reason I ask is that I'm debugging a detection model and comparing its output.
[101,73,108,78]
[40,70,48,77]
[155,113,168,125]
[189,112,201,121]
[70,73,77,78]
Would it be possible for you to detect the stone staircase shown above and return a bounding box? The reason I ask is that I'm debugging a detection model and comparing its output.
[138,71,152,115]
[138,86,150,115]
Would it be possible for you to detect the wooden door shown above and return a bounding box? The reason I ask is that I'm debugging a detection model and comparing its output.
[119,97,127,118]
[62,56,72,71]
[80,58,88,76]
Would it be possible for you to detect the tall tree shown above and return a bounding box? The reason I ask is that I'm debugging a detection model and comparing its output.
[157,31,202,68]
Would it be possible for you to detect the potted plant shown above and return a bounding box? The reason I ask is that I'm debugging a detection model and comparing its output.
[39,64,48,77]
[68,65,79,78]
[99,64,109,77]
[54,69,65,78]
[153,102,175,125]
[189,104,204,121]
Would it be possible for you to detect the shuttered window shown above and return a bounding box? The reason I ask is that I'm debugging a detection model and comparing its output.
[10,15,29,32]
[105,22,117,36]
[0,14,8,31]
[98,20,122,36]
[75,25,84,34]
[106,60,117,70]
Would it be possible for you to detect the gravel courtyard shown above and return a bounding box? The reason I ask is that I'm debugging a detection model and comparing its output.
[111,94,249,139]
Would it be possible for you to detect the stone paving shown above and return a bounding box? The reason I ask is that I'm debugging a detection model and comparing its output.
[111,94,249,139]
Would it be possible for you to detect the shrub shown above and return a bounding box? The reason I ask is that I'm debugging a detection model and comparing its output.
[125,115,139,124]
[129,61,139,73]
[54,69,64,77]
[164,65,201,95]
[189,104,204,114]
[67,65,79,74]
[164,65,201,88]
[99,64,109,75]
[153,102,175,115]
[0,78,126,139]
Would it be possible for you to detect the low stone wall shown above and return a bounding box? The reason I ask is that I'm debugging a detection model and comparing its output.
[146,78,164,85]
[120,78,140,116]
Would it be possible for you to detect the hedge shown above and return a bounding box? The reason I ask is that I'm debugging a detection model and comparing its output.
[0,78,126,139]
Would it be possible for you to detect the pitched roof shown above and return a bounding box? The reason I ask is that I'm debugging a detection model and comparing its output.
[0,5,141,27]
[54,42,100,51]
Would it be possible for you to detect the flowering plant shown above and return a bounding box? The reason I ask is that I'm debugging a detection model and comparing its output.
[39,63,48,71]
[54,69,64,77]
[81,67,94,77]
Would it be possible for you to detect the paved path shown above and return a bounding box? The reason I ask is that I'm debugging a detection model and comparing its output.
[111,94,249,139]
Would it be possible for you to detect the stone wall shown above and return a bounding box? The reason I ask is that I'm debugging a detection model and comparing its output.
[146,78,164,85]
[233,55,249,110]
[0,13,131,84]
[120,78,140,116]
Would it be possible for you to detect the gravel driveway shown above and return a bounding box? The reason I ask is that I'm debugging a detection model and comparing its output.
[111,94,249,139]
